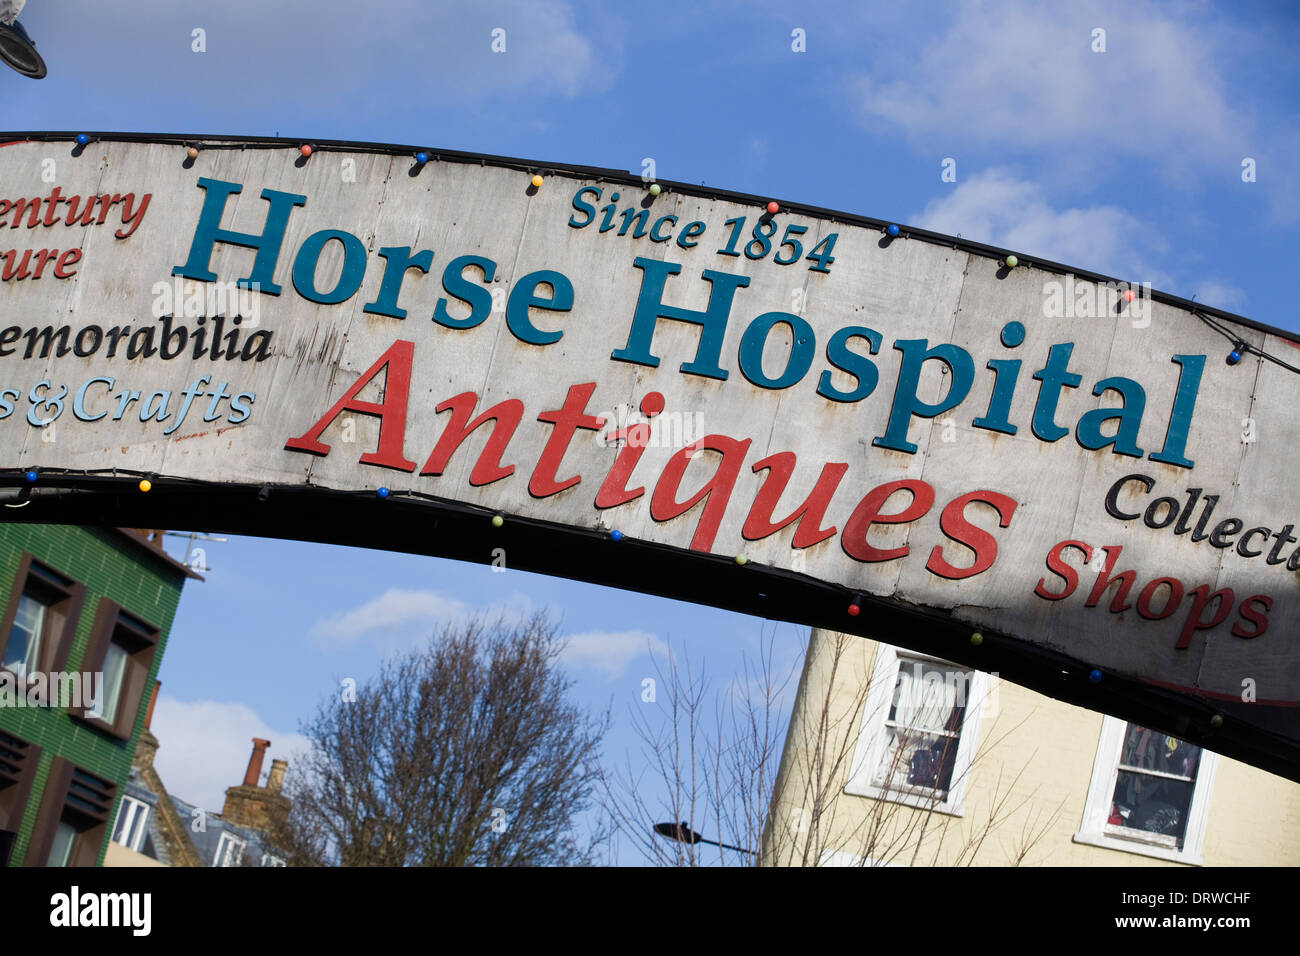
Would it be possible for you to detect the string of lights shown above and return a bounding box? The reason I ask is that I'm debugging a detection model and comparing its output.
[1193,309,1300,375]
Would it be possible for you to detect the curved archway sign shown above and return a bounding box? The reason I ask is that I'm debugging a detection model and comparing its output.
[2,134,1298,779]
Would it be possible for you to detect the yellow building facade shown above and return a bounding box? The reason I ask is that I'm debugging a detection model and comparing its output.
[761,629,1300,867]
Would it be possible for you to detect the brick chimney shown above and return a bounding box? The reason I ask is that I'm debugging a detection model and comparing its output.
[243,737,271,787]
[222,738,289,832]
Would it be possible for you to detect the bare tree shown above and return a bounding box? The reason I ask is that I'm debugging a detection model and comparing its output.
[271,611,610,866]
[603,627,1062,866]
[599,626,796,866]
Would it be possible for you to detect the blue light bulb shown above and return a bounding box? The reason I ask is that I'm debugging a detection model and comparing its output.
[1227,349,1242,365]
[886,223,900,237]
[1089,669,1102,683]
[376,487,390,499]
[415,152,429,164]
[75,134,89,145]
[24,470,37,483]
[610,529,623,541]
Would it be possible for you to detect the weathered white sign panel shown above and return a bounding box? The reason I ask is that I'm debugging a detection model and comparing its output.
[1,136,1296,766]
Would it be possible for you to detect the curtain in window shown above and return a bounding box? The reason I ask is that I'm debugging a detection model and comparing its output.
[891,664,960,733]
[874,660,966,795]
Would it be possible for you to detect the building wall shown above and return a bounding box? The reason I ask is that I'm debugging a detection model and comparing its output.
[0,524,185,866]
[103,841,166,867]
[762,629,1300,867]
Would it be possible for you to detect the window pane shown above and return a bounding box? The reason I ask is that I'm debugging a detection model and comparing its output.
[99,642,129,723]
[2,594,45,675]
[875,659,969,796]
[1118,724,1201,778]
[112,800,136,845]
[887,659,968,734]
[216,834,245,867]
[47,820,76,867]
[112,798,150,851]
[128,806,149,851]
[874,724,963,795]
[1109,726,1201,847]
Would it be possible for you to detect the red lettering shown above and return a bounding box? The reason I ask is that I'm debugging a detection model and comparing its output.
[42,187,63,227]
[53,248,81,278]
[1136,577,1184,620]
[30,248,58,279]
[650,435,752,552]
[1,248,32,281]
[926,490,1017,579]
[1232,594,1272,638]
[9,196,41,228]
[1035,540,1092,600]
[77,193,119,227]
[284,339,417,471]
[1085,546,1135,612]
[1175,585,1234,649]
[841,479,934,563]
[114,192,151,238]
[741,452,846,547]
[529,382,604,498]
[594,391,661,509]
[421,392,523,485]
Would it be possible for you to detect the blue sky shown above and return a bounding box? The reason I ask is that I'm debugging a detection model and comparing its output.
[5,0,1298,862]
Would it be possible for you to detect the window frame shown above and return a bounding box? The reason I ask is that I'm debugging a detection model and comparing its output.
[25,758,117,867]
[843,644,992,817]
[1073,715,1218,865]
[111,794,152,853]
[0,554,85,689]
[0,731,42,866]
[214,831,247,868]
[72,600,161,741]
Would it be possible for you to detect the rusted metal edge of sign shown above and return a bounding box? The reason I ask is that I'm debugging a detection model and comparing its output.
[1,129,1291,347]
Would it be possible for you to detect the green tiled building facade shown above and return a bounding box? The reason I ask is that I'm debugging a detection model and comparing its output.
[0,524,194,866]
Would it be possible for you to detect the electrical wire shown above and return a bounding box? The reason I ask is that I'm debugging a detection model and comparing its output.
[1193,309,1300,376]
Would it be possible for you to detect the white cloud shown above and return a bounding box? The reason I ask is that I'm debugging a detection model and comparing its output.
[150,696,313,814]
[306,587,540,653]
[912,168,1169,283]
[47,0,624,112]
[853,1,1248,172]
[307,587,468,651]
[1189,281,1247,314]
[559,629,668,678]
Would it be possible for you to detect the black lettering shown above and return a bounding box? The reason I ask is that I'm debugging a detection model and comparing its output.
[73,325,102,357]
[1209,518,1243,549]
[126,327,157,359]
[1105,473,1154,521]
[105,326,130,357]
[1143,497,1180,530]
[22,326,72,359]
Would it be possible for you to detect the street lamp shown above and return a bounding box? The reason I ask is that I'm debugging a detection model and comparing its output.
[0,1,46,79]
[653,821,756,856]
